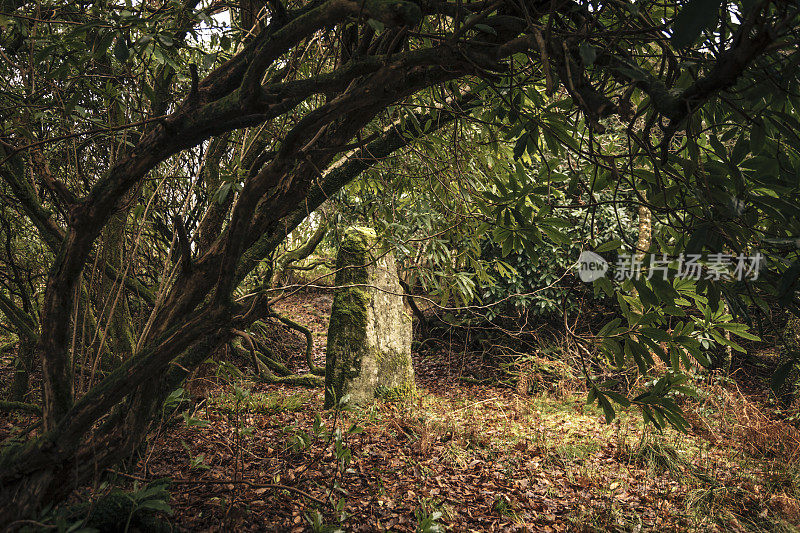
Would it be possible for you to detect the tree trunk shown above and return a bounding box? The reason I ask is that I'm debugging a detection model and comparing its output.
[10,337,34,402]
[97,212,136,364]
[636,194,651,261]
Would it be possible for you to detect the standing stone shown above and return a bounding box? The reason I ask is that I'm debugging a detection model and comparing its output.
[324,227,414,408]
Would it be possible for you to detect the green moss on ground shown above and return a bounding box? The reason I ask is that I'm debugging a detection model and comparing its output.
[375,381,415,402]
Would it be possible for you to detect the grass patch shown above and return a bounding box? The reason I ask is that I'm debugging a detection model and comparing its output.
[618,434,687,475]
[209,389,311,415]
[543,442,601,469]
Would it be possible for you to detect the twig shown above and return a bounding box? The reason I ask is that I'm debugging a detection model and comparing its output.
[179,480,328,506]
[269,312,323,375]
[5,519,57,531]
[105,469,327,506]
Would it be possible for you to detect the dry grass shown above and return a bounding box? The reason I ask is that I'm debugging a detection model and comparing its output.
[686,380,800,463]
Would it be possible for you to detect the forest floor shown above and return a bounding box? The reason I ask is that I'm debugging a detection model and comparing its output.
[3,290,800,532]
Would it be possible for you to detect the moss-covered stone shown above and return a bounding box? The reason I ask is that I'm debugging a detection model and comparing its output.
[324,227,415,408]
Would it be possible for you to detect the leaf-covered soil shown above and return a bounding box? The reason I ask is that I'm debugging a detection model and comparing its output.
[2,290,800,532]
[114,378,797,532]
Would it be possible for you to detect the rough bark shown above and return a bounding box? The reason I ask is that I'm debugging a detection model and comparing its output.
[97,213,136,363]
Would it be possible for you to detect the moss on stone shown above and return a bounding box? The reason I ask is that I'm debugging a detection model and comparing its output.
[375,347,407,374]
[325,257,372,408]
[324,226,415,408]
[334,227,376,286]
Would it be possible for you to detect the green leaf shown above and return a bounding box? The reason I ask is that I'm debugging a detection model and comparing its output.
[640,327,670,342]
[750,123,766,153]
[598,317,622,337]
[474,24,497,36]
[137,500,172,514]
[594,276,614,297]
[671,0,721,47]
[597,393,616,423]
[579,43,596,66]
[541,226,570,246]
[717,323,760,341]
[501,233,514,257]
[604,390,631,408]
[771,360,796,391]
[673,384,699,397]
[595,239,621,253]
[158,33,174,47]
[631,279,659,308]
[513,134,528,160]
[367,18,385,34]
[661,406,690,432]
[628,340,652,373]
[216,182,232,204]
[778,260,800,300]
[113,37,129,62]
[709,135,727,159]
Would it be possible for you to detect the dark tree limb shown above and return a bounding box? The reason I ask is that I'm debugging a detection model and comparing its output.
[259,371,324,387]
[272,221,328,285]
[256,350,293,376]
[232,340,323,386]
[231,329,260,377]
[236,93,479,283]
[173,215,194,276]
[0,293,37,342]
[270,312,323,375]
[0,401,41,416]
[399,278,430,335]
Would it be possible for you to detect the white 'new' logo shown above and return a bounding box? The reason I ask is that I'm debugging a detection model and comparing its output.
[577,251,608,282]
